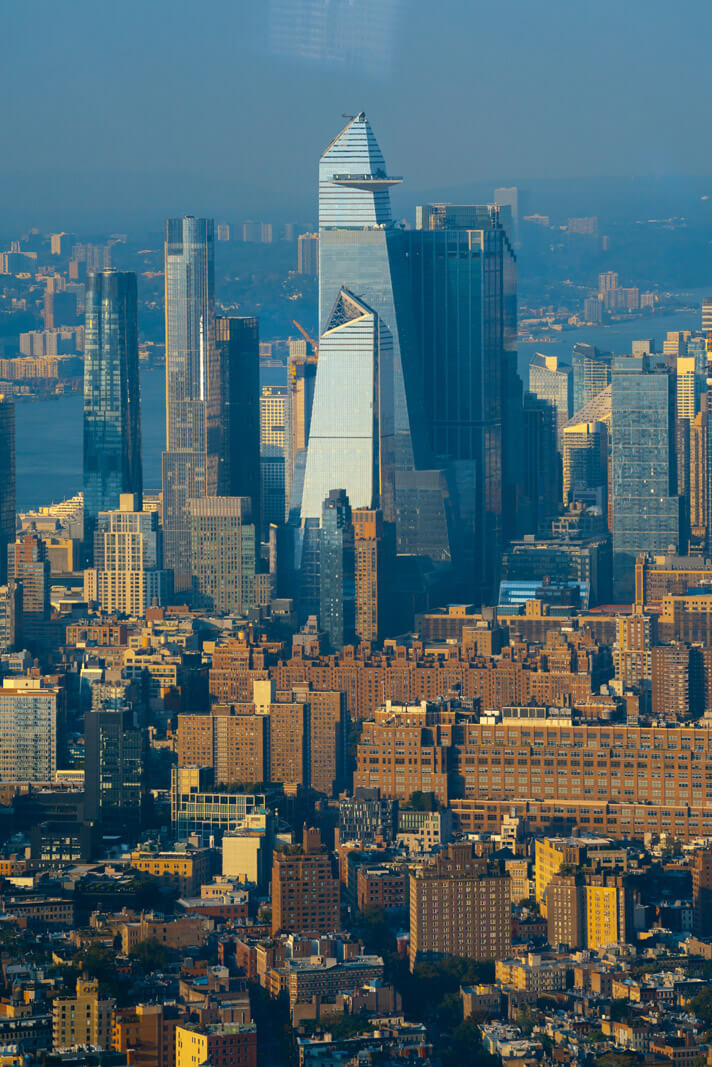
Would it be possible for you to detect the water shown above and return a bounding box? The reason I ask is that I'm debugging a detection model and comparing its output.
[15,363,289,512]
[14,305,703,511]
[516,305,703,378]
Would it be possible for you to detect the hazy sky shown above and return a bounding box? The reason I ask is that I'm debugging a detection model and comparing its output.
[2,0,712,228]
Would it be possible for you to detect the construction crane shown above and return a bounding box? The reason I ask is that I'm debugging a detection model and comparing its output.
[292,319,318,358]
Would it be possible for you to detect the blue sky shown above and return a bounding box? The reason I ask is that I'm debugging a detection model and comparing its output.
[2,0,711,228]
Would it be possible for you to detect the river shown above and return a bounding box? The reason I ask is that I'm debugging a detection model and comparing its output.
[15,304,706,511]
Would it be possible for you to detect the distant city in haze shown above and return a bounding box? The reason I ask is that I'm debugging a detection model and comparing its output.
[5,4,712,1066]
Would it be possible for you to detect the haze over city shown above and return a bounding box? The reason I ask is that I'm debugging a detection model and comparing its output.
[3,4,712,1067]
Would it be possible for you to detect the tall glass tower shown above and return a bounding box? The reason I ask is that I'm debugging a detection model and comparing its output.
[0,396,15,585]
[162,217,216,592]
[305,114,452,569]
[83,270,142,542]
[611,356,680,597]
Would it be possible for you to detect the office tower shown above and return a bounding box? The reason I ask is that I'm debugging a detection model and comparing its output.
[571,344,611,415]
[83,271,142,540]
[189,496,256,615]
[84,494,171,616]
[176,1023,257,1067]
[319,489,355,649]
[84,706,145,825]
[611,358,680,596]
[677,355,700,420]
[562,422,607,506]
[0,396,15,585]
[0,582,21,652]
[663,331,691,365]
[529,353,572,438]
[409,844,511,969]
[216,222,231,241]
[285,346,318,521]
[8,531,50,620]
[0,679,59,781]
[162,217,216,592]
[353,507,390,641]
[260,385,288,528]
[297,232,319,274]
[310,114,451,568]
[301,292,384,520]
[519,394,560,532]
[215,316,260,527]
[271,826,340,935]
[703,297,712,335]
[493,186,521,244]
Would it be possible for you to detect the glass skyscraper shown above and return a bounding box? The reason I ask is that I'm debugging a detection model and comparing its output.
[162,217,216,592]
[215,315,261,530]
[297,113,521,605]
[83,270,142,541]
[611,356,680,597]
[320,489,355,650]
[0,396,15,585]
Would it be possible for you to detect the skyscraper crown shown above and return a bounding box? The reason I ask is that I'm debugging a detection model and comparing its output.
[319,113,402,229]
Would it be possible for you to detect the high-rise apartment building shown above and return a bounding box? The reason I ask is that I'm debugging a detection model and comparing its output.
[162,217,216,592]
[215,316,260,528]
[677,355,701,420]
[260,385,288,529]
[83,271,142,540]
[8,531,50,621]
[84,494,172,616]
[0,397,15,586]
[529,353,573,439]
[614,613,656,688]
[353,507,390,641]
[319,489,355,650]
[651,642,696,722]
[611,357,680,596]
[409,843,511,969]
[297,232,318,275]
[189,496,256,615]
[702,297,712,335]
[84,706,145,825]
[271,826,340,935]
[0,679,59,781]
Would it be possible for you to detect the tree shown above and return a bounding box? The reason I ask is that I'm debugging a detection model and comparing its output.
[128,937,175,972]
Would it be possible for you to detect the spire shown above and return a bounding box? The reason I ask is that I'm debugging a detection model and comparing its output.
[319,113,402,229]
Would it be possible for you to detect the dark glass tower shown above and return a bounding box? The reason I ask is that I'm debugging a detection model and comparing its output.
[216,316,261,531]
[320,489,355,650]
[162,217,216,593]
[0,396,15,585]
[611,356,680,597]
[83,271,142,540]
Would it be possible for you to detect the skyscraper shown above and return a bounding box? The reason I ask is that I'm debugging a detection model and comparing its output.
[84,494,172,617]
[215,316,260,528]
[302,113,516,604]
[189,496,256,615]
[571,343,611,415]
[0,396,15,586]
[83,271,142,540]
[562,422,607,507]
[702,296,712,335]
[84,706,145,826]
[8,531,50,622]
[260,385,288,529]
[319,489,355,650]
[285,346,318,521]
[611,357,680,596]
[162,217,216,593]
[353,507,391,642]
[529,353,572,439]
